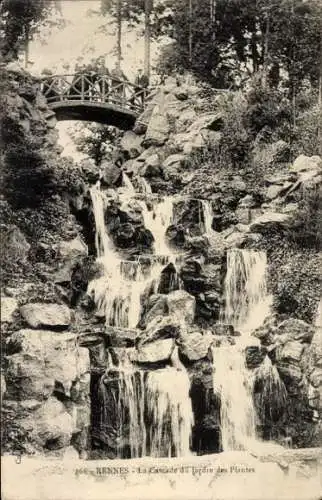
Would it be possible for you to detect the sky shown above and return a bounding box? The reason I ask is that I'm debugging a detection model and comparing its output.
[28,0,158,159]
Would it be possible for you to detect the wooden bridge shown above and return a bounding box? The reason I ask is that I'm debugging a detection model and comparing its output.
[41,73,148,129]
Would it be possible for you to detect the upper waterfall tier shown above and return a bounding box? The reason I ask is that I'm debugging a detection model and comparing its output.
[221,249,273,336]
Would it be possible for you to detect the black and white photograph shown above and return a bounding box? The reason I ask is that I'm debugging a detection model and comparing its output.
[0,1,321,499]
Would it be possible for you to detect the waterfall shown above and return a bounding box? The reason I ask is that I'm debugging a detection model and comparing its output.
[139,196,174,256]
[88,258,164,328]
[122,172,136,193]
[200,200,214,236]
[90,180,193,458]
[146,367,194,457]
[99,364,193,458]
[90,183,118,261]
[89,184,165,328]
[254,356,288,424]
[140,177,153,195]
[213,249,273,451]
[212,344,257,451]
[99,360,146,458]
[222,249,272,334]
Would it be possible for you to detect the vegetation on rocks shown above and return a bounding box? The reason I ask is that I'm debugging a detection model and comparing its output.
[1,0,321,461]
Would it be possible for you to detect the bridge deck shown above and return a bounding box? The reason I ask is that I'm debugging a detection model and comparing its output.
[50,100,138,128]
[41,73,146,128]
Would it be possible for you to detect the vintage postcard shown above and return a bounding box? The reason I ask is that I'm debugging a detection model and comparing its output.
[1,1,321,499]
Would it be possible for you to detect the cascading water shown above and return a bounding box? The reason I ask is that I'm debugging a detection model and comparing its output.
[88,184,166,328]
[122,172,136,193]
[200,199,214,235]
[139,177,153,195]
[222,250,272,333]
[90,183,118,261]
[213,249,273,451]
[146,366,194,457]
[98,361,193,457]
[98,352,147,458]
[139,196,175,256]
[90,179,193,457]
[254,356,288,425]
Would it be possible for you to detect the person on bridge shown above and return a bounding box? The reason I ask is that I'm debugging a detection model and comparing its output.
[96,61,111,101]
[133,69,149,106]
[110,63,128,104]
[68,64,84,101]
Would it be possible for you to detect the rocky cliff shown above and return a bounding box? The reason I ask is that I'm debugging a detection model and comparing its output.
[1,68,321,458]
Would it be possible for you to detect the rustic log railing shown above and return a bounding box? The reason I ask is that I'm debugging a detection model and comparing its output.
[41,73,148,114]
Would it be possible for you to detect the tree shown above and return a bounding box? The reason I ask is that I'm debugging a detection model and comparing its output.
[70,123,121,166]
[155,0,321,90]
[144,0,153,77]
[0,0,60,62]
[100,0,160,77]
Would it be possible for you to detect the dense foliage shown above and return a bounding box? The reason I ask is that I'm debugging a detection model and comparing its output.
[156,0,322,89]
[0,0,60,60]
[70,122,121,166]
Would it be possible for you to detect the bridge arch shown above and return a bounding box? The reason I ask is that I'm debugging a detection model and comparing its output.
[41,73,147,129]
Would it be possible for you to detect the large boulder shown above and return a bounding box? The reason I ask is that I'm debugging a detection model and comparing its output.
[178,331,213,361]
[274,318,315,343]
[5,353,55,400]
[162,154,187,181]
[134,338,175,364]
[290,155,322,174]
[106,326,137,348]
[5,329,89,400]
[100,161,122,187]
[23,397,76,450]
[55,235,88,261]
[167,289,196,324]
[172,130,207,155]
[141,153,163,178]
[188,112,224,133]
[249,212,291,233]
[176,109,197,132]
[1,296,18,323]
[143,95,170,147]
[277,341,304,363]
[141,294,168,327]
[139,316,181,345]
[20,303,72,330]
[265,181,294,201]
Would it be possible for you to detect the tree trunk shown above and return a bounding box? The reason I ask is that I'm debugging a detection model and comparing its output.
[116,0,122,70]
[188,0,193,68]
[318,17,322,155]
[250,25,259,73]
[210,0,216,42]
[24,26,30,69]
[144,0,152,78]
[262,14,270,87]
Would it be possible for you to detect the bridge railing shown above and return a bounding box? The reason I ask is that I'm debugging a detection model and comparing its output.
[41,73,148,113]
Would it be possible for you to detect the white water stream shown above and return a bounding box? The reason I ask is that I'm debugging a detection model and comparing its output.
[88,184,165,328]
[99,359,193,458]
[213,249,273,451]
[89,180,284,458]
[89,180,195,457]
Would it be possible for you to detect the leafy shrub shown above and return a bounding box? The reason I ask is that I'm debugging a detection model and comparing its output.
[285,185,322,250]
[244,83,292,140]
[3,144,58,209]
[262,233,321,323]
[291,104,321,157]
